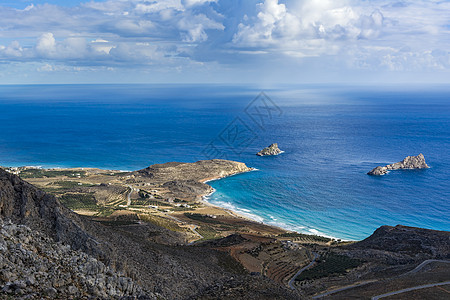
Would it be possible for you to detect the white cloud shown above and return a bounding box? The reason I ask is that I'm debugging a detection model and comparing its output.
[36,33,57,56]
[231,0,450,71]
[0,0,449,81]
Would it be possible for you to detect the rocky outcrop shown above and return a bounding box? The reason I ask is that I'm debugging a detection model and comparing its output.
[0,220,147,299]
[348,225,450,262]
[367,153,429,175]
[0,168,101,256]
[256,143,283,156]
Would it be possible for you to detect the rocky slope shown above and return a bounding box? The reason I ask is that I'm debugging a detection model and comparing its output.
[368,153,429,175]
[256,143,283,156]
[346,225,450,264]
[0,168,102,256]
[0,220,146,299]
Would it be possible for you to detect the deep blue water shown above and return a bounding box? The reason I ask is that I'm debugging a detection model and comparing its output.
[0,84,449,240]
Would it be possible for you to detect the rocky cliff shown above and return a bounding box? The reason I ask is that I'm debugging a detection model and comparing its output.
[256,143,283,156]
[367,154,429,175]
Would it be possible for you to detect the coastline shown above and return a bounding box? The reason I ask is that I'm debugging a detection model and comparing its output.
[4,163,342,241]
[199,168,270,224]
[199,168,346,241]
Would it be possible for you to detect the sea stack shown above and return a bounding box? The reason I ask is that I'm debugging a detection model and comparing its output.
[256,143,283,156]
[367,153,429,175]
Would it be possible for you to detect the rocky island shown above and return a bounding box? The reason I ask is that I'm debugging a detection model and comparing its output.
[368,153,429,175]
[256,143,283,156]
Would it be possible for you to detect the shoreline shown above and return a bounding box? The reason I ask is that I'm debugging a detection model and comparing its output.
[199,168,348,241]
[199,168,272,224]
[4,163,345,241]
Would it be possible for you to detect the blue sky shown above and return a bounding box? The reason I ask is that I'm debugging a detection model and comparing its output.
[0,0,449,84]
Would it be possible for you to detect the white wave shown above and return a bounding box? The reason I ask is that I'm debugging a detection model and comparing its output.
[211,201,265,223]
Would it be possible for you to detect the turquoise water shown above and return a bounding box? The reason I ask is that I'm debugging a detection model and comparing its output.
[0,84,448,240]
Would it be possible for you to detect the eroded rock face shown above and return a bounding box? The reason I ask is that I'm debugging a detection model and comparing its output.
[367,154,429,176]
[0,220,149,299]
[256,143,283,156]
[0,169,100,255]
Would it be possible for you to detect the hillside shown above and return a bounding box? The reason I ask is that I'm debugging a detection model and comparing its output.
[0,168,297,299]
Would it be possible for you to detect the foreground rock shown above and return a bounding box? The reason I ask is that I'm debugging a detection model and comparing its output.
[256,143,283,156]
[0,220,145,299]
[367,153,429,175]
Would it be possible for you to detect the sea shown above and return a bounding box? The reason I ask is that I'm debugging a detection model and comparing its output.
[0,84,449,240]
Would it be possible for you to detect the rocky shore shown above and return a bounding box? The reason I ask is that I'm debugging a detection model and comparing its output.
[368,153,429,175]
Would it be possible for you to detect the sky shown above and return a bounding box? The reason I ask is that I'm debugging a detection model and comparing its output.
[0,0,449,84]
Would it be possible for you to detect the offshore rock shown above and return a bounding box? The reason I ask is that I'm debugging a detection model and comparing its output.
[256,143,283,156]
[368,154,429,176]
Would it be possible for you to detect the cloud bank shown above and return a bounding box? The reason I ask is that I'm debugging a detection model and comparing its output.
[0,0,449,83]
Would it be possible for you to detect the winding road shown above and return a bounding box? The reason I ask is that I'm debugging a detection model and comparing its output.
[125,184,133,206]
[288,252,318,290]
[371,281,450,300]
[188,225,204,245]
[312,259,450,299]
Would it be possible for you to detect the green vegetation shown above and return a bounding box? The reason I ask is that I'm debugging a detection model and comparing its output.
[19,169,86,179]
[114,172,130,176]
[184,213,221,224]
[173,198,188,203]
[171,206,195,212]
[197,225,219,241]
[139,214,186,232]
[217,253,247,275]
[278,232,331,243]
[95,220,138,226]
[95,207,118,217]
[295,252,361,281]
[52,181,94,189]
[59,193,97,210]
